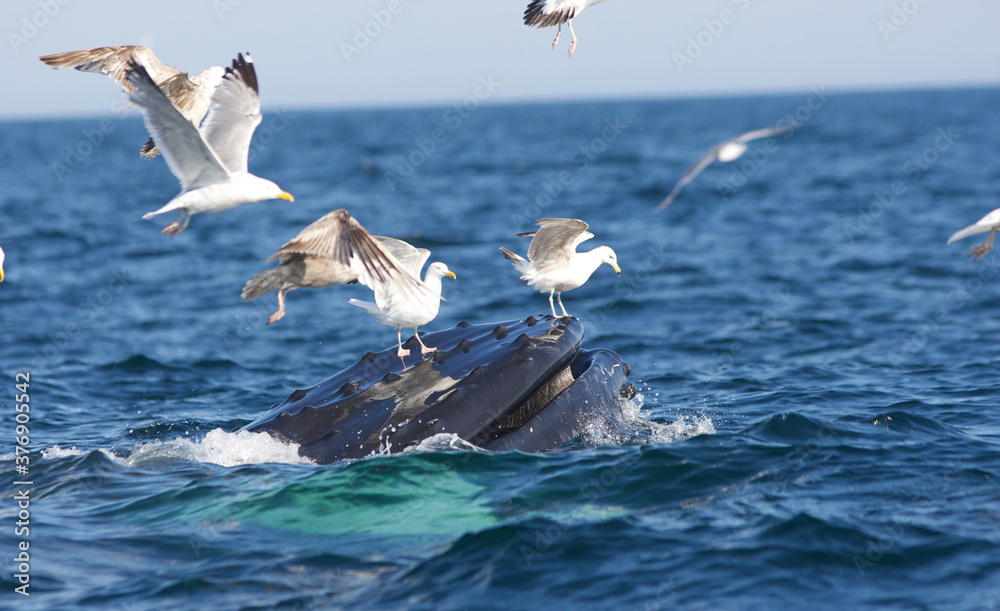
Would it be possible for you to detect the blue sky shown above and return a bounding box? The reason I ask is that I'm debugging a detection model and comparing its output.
[1,0,998,119]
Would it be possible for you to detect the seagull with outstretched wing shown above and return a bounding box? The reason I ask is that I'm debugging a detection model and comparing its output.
[500,218,620,318]
[39,46,225,158]
[242,210,425,325]
[349,238,456,359]
[654,124,796,212]
[127,53,293,237]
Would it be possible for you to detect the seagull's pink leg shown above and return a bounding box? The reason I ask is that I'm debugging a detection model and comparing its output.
[415,330,437,355]
[567,19,578,57]
[397,329,411,358]
[162,210,190,238]
[556,293,570,318]
[552,23,562,50]
[548,290,558,318]
[268,288,287,325]
[970,229,996,260]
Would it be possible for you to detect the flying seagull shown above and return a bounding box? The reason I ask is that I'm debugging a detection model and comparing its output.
[948,208,1000,260]
[523,0,608,57]
[39,46,225,158]
[127,53,293,237]
[349,238,456,359]
[654,124,796,212]
[242,210,426,325]
[500,218,620,318]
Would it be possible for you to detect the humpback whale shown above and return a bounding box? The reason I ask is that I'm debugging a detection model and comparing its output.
[244,316,635,463]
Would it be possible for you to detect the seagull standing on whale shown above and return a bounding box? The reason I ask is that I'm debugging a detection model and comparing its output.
[523,0,608,57]
[500,218,620,318]
[127,53,293,237]
[654,124,796,211]
[948,207,1000,260]
[39,46,225,159]
[242,210,425,325]
[350,238,455,359]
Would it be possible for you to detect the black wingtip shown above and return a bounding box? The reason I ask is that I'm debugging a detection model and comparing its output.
[225,51,258,95]
[523,0,545,25]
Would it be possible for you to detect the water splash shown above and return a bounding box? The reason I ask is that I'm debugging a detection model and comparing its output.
[582,392,715,446]
[118,429,315,467]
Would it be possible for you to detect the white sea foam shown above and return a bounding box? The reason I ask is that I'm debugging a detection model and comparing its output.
[39,446,106,460]
[402,433,485,454]
[119,429,315,468]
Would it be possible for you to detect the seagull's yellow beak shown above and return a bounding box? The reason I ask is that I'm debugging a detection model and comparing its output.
[612,263,621,276]
[278,191,294,202]
[445,271,457,279]
[0,266,4,282]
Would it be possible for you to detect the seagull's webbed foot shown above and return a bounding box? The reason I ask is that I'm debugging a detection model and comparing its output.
[969,231,995,260]
[161,211,190,238]
[267,288,288,324]
[396,330,411,359]
[969,242,994,260]
[267,309,285,325]
[567,38,577,57]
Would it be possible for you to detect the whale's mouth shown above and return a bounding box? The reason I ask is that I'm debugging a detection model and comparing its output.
[475,363,576,444]
[244,316,633,463]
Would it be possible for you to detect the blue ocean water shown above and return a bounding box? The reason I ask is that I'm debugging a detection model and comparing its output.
[2,87,1000,609]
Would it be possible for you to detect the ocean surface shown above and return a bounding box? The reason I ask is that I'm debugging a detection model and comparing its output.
[2,88,1000,609]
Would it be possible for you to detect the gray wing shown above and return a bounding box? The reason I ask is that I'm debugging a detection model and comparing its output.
[39,45,180,92]
[200,53,260,174]
[732,124,795,144]
[353,236,437,303]
[373,237,431,279]
[654,148,721,212]
[526,218,592,267]
[126,62,229,190]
